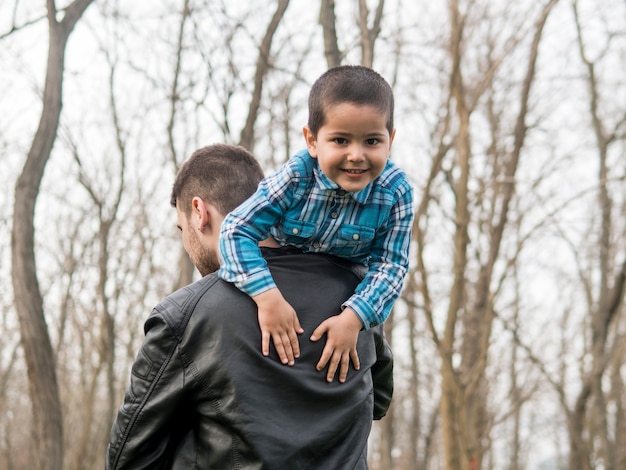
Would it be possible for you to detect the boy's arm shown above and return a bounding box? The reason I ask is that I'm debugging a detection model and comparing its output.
[218,159,303,363]
[344,181,415,330]
[218,155,302,289]
[311,181,414,382]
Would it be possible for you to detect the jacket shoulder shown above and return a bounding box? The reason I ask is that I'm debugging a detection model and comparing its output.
[148,274,221,338]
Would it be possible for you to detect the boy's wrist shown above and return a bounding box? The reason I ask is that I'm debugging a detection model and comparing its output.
[252,287,283,308]
[340,307,365,331]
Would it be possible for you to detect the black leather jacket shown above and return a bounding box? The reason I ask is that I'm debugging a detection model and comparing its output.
[106,248,393,470]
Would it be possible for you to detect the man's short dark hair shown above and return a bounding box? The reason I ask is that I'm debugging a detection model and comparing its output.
[307,65,394,137]
[171,144,264,215]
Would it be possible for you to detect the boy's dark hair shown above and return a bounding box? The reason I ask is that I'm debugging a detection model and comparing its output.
[307,65,394,137]
[171,144,264,215]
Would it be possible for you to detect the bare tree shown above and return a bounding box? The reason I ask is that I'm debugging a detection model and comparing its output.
[10,1,96,469]
[559,2,626,468]
[168,0,196,290]
[239,0,290,151]
[407,1,560,468]
[63,53,126,466]
[5,2,626,469]
[319,0,341,67]
[318,0,385,69]
[357,0,385,68]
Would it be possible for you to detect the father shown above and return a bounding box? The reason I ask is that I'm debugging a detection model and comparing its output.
[105,144,393,469]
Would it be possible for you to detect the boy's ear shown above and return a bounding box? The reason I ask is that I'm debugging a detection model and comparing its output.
[302,126,318,157]
[388,128,396,155]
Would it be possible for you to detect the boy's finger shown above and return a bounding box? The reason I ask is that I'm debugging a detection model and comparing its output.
[288,329,301,359]
[326,353,341,383]
[316,345,332,371]
[310,322,328,342]
[338,356,349,383]
[262,331,270,357]
[272,335,289,364]
[282,332,295,365]
[294,315,304,334]
[350,350,360,371]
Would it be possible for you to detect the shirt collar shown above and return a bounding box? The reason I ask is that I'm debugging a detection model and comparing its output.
[312,158,373,203]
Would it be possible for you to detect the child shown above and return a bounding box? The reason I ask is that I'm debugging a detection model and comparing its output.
[218,65,414,382]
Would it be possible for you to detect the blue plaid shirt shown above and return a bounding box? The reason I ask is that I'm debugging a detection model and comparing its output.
[218,149,414,329]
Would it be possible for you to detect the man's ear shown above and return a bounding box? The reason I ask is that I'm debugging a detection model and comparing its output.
[191,197,210,231]
[192,197,224,235]
[302,126,318,157]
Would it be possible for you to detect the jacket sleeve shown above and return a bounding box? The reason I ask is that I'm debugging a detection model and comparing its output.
[371,325,394,420]
[105,309,186,470]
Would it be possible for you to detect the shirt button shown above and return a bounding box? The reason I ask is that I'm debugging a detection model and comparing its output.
[292,228,299,235]
[352,234,360,240]
[369,321,378,328]
[313,241,321,249]
[331,211,338,219]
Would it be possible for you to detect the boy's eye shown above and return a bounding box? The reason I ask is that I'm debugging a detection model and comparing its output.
[366,138,379,145]
[334,137,348,144]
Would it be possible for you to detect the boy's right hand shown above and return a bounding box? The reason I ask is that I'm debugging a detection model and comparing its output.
[310,307,362,383]
[253,288,303,365]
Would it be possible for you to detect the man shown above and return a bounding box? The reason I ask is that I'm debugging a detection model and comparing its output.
[105,144,393,469]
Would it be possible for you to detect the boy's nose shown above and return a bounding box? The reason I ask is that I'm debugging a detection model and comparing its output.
[347,145,365,161]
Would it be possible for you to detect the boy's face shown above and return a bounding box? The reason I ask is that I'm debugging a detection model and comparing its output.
[303,102,395,193]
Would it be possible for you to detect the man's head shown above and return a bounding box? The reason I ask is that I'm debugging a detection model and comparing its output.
[171,144,264,275]
[306,65,394,137]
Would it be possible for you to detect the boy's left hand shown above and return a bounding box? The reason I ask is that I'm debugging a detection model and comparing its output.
[310,307,362,383]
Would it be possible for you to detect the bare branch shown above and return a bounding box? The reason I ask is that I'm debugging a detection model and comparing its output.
[319,0,341,67]
[239,0,290,151]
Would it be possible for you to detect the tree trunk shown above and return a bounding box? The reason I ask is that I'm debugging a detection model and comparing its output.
[439,3,472,466]
[319,0,341,68]
[566,2,626,467]
[239,0,290,151]
[10,2,95,469]
[377,317,396,470]
[357,0,385,68]
[438,1,559,468]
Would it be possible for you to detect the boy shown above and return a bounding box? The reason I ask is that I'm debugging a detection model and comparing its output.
[218,65,414,382]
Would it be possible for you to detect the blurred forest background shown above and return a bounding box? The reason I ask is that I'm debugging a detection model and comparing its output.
[1,1,626,469]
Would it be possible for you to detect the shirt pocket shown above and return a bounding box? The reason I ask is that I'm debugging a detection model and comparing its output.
[332,224,376,258]
[275,217,317,246]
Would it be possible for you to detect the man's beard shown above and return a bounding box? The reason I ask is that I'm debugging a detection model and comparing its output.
[187,224,220,276]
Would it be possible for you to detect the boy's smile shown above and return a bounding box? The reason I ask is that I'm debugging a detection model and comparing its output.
[303,102,395,193]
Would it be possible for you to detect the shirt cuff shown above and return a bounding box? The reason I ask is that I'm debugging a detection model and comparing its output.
[234,268,277,297]
[343,295,378,330]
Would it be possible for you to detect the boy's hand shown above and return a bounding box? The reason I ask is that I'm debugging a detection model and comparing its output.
[310,307,362,383]
[253,288,303,365]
